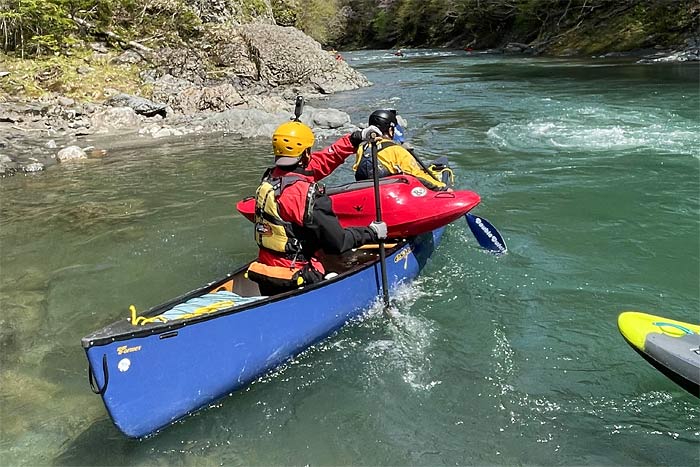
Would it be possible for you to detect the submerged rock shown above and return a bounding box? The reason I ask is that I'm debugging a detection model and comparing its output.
[56,146,87,163]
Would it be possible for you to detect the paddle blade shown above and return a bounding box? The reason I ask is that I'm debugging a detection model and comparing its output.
[466,213,507,254]
[393,122,406,143]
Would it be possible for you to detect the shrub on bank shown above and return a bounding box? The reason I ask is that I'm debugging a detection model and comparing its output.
[0,0,202,57]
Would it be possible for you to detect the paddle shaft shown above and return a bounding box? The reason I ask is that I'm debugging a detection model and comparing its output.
[406,147,441,183]
[370,136,390,308]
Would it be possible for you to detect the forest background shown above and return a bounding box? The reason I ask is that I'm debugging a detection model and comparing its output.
[2,0,697,58]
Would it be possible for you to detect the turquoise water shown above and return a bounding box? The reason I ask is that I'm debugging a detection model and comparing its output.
[0,51,698,466]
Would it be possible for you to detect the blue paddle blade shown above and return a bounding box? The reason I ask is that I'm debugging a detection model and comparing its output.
[393,123,406,143]
[466,213,507,254]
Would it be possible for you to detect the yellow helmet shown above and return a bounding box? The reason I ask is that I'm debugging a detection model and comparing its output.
[272,121,315,166]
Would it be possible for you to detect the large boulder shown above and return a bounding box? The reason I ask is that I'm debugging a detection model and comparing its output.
[188,0,276,24]
[204,25,259,78]
[145,22,371,117]
[172,83,246,114]
[238,23,371,92]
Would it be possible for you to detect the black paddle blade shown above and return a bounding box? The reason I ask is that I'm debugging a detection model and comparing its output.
[293,96,304,121]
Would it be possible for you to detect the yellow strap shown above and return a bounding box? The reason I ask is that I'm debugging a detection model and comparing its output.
[129,305,167,326]
[174,300,235,321]
[428,165,454,186]
[129,299,235,326]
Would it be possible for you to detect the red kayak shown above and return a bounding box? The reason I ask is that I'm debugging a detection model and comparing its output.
[236,175,481,238]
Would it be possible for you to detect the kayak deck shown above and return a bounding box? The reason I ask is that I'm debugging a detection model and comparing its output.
[236,175,480,238]
[618,311,700,398]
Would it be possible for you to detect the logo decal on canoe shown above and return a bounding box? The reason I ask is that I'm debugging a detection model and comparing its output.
[411,187,427,197]
[117,345,141,355]
[118,358,131,372]
[394,246,414,269]
[353,205,363,212]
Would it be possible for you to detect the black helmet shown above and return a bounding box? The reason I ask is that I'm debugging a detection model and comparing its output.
[368,109,398,135]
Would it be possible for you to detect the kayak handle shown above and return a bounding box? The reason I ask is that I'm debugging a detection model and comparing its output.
[434,191,455,198]
[652,321,696,336]
[88,353,109,395]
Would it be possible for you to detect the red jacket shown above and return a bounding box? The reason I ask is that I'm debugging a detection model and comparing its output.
[257,134,377,274]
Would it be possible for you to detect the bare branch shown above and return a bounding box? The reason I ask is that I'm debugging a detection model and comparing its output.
[70,15,153,54]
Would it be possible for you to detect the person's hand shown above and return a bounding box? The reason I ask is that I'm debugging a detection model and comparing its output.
[361,125,382,141]
[369,221,387,240]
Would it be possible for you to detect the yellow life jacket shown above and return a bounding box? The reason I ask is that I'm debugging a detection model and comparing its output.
[254,170,320,257]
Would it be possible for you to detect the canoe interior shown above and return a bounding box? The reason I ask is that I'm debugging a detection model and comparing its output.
[81,242,404,347]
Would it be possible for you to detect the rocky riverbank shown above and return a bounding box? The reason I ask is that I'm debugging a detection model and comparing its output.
[0,22,369,176]
[2,23,698,177]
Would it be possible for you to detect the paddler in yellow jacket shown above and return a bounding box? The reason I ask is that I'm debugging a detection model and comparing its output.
[352,109,448,191]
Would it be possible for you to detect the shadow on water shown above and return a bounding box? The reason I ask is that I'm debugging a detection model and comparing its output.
[53,419,140,466]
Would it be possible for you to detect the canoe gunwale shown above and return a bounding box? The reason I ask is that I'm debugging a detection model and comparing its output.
[81,241,405,349]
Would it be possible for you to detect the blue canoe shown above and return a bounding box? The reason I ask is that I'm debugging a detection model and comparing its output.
[82,225,451,438]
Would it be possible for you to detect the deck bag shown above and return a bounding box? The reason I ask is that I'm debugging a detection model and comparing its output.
[160,291,264,321]
[245,261,323,289]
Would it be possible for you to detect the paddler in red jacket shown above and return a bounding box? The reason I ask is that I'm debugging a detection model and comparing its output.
[353,109,448,191]
[247,120,386,296]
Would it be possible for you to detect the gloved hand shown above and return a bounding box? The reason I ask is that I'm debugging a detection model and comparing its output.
[361,125,382,141]
[369,221,388,240]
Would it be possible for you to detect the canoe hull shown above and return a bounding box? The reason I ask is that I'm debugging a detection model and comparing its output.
[617,311,700,397]
[236,175,480,238]
[83,229,444,438]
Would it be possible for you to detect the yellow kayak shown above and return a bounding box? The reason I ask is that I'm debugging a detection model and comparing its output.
[618,311,699,397]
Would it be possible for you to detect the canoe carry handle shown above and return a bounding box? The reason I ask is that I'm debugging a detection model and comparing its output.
[88,353,109,395]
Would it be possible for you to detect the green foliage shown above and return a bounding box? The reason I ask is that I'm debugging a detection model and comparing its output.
[271,0,299,27]
[0,50,144,100]
[0,0,202,57]
[4,0,695,59]
[241,0,272,20]
[0,0,75,56]
[322,0,697,53]
[295,0,344,45]
[369,10,394,46]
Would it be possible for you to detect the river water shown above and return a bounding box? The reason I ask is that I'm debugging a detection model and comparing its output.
[0,50,698,466]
